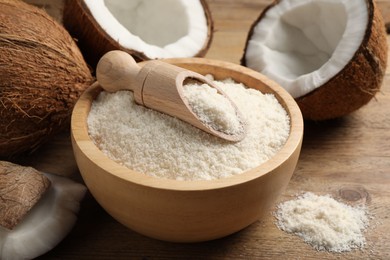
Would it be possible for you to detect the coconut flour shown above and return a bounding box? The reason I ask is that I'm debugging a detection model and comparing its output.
[183,81,244,135]
[87,77,290,181]
[275,192,369,253]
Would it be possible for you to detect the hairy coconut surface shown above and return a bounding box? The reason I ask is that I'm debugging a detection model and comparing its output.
[0,161,51,230]
[63,0,213,68]
[0,0,93,157]
[242,0,387,121]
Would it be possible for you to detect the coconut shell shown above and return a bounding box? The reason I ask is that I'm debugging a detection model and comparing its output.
[63,0,214,69]
[242,0,388,121]
[0,0,93,157]
[0,161,51,230]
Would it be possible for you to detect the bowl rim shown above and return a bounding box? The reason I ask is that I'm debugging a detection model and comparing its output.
[71,58,303,191]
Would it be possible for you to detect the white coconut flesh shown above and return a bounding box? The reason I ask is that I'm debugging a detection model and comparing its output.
[84,0,208,59]
[245,0,368,98]
[0,174,86,260]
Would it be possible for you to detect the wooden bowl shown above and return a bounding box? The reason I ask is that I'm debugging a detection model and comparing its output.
[71,58,303,242]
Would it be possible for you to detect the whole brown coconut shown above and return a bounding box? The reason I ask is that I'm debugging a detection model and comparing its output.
[63,0,213,68]
[0,0,93,157]
[242,0,387,121]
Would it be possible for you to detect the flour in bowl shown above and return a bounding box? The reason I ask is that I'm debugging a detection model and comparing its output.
[87,77,290,181]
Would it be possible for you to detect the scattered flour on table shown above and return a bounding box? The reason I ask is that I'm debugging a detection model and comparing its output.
[87,77,290,181]
[275,192,370,253]
[183,81,244,135]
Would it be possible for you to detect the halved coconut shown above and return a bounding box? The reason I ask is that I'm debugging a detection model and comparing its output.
[242,0,387,120]
[63,0,213,68]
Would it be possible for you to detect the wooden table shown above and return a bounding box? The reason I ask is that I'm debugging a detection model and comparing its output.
[17,0,390,259]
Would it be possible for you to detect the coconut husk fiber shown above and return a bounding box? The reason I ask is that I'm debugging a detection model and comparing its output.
[0,161,51,230]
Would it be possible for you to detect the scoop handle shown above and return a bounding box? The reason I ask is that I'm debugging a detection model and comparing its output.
[96,51,140,92]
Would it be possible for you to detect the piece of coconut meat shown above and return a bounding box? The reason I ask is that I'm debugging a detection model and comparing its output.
[244,0,368,98]
[0,174,86,260]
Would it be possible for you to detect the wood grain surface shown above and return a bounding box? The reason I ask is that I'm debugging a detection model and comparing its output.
[15,0,390,259]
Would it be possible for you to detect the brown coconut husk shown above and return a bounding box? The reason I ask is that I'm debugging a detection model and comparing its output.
[0,161,51,230]
[63,0,214,69]
[242,0,387,121]
[0,0,93,157]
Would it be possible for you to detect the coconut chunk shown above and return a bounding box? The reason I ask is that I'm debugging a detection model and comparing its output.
[0,164,87,260]
[0,161,51,230]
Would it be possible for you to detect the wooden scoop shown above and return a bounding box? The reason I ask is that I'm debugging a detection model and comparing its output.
[96,50,246,142]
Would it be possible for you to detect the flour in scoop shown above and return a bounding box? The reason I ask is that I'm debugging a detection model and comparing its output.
[183,81,243,135]
[275,192,370,253]
[87,77,290,181]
